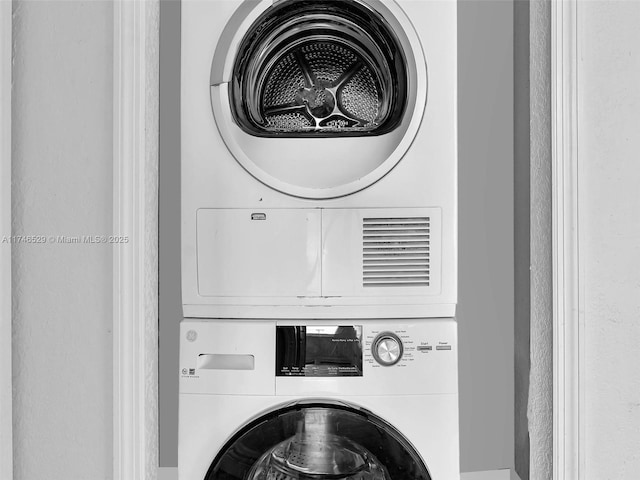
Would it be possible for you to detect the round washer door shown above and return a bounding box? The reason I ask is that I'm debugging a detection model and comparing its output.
[204,401,432,480]
[210,0,427,199]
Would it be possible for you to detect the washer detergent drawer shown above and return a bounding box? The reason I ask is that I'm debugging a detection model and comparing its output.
[179,320,276,396]
[196,209,321,297]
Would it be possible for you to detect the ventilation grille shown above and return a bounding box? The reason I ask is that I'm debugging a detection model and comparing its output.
[363,217,430,288]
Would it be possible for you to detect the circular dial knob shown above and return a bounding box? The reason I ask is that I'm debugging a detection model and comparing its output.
[372,332,403,366]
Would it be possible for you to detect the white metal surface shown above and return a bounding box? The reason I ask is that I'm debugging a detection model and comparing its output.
[181,320,276,395]
[178,318,460,480]
[183,302,457,320]
[195,207,442,301]
[196,209,322,297]
[181,0,457,318]
[321,208,441,297]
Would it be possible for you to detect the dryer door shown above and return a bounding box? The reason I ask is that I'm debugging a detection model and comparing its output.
[210,0,427,199]
[204,402,431,480]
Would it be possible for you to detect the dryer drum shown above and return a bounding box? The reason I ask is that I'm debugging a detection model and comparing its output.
[231,0,409,137]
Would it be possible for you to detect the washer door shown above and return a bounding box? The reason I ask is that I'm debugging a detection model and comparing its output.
[204,402,432,480]
[211,0,427,199]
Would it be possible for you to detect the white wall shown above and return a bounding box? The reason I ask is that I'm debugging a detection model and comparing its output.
[12,2,113,479]
[578,2,640,477]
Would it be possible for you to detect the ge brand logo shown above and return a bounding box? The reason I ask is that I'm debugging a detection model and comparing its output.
[181,368,188,375]
[186,330,198,342]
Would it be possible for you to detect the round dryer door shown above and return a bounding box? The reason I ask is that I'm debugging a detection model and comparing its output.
[211,0,427,199]
[204,402,432,480]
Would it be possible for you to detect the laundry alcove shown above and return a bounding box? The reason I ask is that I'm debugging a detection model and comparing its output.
[159,1,526,479]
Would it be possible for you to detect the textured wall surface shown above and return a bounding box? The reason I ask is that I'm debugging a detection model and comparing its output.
[457,0,515,473]
[528,1,553,479]
[145,2,161,478]
[11,1,114,479]
[514,0,531,478]
[159,0,181,467]
[578,2,640,478]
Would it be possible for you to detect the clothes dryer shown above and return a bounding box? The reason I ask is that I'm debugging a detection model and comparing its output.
[182,0,457,318]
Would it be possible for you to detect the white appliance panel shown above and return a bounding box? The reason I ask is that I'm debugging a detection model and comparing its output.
[179,394,460,480]
[196,209,322,297]
[180,318,457,396]
[180,320,276,396]
[322,207,442,297]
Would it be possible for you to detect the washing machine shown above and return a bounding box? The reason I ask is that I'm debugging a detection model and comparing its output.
[181,0,457,319]
[178,318,460,480]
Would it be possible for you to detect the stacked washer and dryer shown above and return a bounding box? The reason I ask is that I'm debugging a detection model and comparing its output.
[180,0,458,479]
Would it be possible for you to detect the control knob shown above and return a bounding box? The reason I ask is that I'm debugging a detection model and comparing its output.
[372,332,403,366]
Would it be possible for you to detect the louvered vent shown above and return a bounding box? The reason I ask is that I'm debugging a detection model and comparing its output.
[363,217,430,287]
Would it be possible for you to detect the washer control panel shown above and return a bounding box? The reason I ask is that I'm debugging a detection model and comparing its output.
[363,322,456,374]
[180,318,458,397]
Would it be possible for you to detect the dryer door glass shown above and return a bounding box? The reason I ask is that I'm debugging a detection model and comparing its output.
[205,402,431,480]
[230,0,408,137]
[210,0,426,199]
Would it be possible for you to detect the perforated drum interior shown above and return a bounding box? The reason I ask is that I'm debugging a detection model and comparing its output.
[231,0,408,137]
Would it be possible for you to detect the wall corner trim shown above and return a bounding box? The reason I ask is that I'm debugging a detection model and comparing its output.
[551,1,584,479]
[113,1,160,479]
[0,1,13,479]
